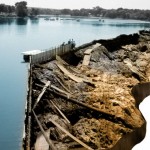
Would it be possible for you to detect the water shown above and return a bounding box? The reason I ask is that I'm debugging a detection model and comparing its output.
[0,17,149,150]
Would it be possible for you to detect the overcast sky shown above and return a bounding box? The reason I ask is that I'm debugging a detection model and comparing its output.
[0,0,150,10]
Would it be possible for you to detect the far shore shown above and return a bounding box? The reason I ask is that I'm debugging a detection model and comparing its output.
[0,14,150,23]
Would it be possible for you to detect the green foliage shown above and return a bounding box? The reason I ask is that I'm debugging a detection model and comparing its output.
[0,4,7,13]
[103,8,150,21]
[61,9,71,15]
[0,4,15,14]
[0,1,150,21]
[30,8,39,16]
[36,6,150,21]
[15,1,28,17]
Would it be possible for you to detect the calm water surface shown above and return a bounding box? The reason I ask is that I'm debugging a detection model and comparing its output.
[0,17,149,150]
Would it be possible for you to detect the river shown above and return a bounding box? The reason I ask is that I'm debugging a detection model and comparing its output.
[0,17,150,150]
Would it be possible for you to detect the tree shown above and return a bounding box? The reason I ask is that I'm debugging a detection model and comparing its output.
[92,6,103,16]
[8,6,15,14]
[71,9,80,16]
[61,9,71,15]
[15,1,28,17]
[80,8,89,16]
[30,8,39,16]
[0,4,7,13]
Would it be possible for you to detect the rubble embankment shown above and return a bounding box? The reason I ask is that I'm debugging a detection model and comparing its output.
[26,30,150,150]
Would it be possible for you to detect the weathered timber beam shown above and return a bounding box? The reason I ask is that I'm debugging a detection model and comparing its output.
[52,74,72,94]
[49,100,70,124]
[35,83,109,115]
[35,83,133,128]
[33,81,51,109]
[51,84,71,97]
[56,61,83,82]
[82,43,101,66]
[56,54,81,74]
[49,118,93,150]
[56,55,69,66]
[55,61,94,85]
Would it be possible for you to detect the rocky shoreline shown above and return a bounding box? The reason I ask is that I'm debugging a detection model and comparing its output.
[24,30,150,150]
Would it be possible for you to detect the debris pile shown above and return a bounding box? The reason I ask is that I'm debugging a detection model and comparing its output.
[28,30,150,150]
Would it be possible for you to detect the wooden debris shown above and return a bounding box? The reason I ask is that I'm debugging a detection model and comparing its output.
[123,59,147,81]
[49,118,93,150]
[82,54,92,66]
[56,55,81,74]
[34,64,52,71]
[69,66,81,74]
[35,82,71,98]
[49,100,70,124]
[52,74,72,94]
[51,84,71,98]
[56,61,83,82]
[35,83,134,128]
[56,55,69,65]
[82,43,101,66]
[28,32,150,150]
[33,81,51,109]
[56,61,94,85]
[32,110,56,150]
[84,43,101,55]
[35,129,50,150]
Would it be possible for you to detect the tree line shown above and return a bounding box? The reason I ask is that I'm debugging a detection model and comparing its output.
[55,7,150,21]
[0,4,15,14]
[0,1,150,21]
[0,1,38,17]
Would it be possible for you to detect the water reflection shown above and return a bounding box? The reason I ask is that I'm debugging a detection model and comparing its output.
[15,18,28,25]
[30,18,39,24]
[0,18,15,25]
[79,19,150,28]
[109,23,150,28]
[15,18,28,35]
[91,23,150,28]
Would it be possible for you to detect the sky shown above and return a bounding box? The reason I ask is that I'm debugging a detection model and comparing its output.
[0,0,150,10]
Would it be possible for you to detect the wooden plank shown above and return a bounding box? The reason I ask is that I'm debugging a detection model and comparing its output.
[49,118,93,150]
[51,84,71,97]
[56,55,69,65]
[84,49,93,55]
[35,130,50,150]
[33,81,51,109]
[56,62,83,82]
[52,73,72,94]
[56,55,81,74]
[49,100,70,124]
[82,43,101,66]
[34,82,72,98]
[82,54,91,66]
[84,43,101,54]
[33,110,56,150]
